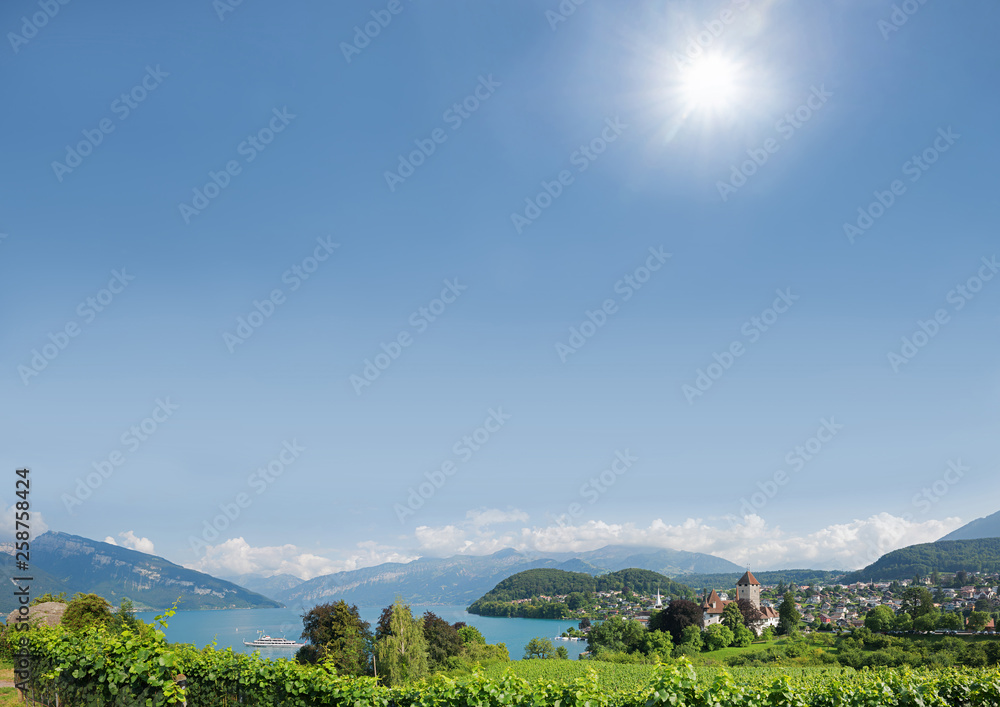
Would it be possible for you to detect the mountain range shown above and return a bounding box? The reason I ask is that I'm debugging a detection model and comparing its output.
[0,531,281,613]
[271,545,743,609]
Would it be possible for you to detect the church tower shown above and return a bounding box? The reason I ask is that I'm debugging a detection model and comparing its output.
[736,569,761,609]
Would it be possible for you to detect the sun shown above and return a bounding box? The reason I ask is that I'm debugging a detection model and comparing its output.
[677,55,744,114]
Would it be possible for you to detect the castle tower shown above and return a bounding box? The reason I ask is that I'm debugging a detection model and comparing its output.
[736,569,761,609]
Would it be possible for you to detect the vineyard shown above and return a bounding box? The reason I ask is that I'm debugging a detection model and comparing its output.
[7,622,1000,706]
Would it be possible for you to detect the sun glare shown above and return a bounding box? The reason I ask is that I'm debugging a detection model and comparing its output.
[677,55,743,114]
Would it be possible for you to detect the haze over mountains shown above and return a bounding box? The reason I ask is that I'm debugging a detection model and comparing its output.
[271,545,743,609]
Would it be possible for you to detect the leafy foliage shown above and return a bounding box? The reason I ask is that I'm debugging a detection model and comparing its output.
[60,592,113,632]
[649,599,702,643]
[296,599,372,675]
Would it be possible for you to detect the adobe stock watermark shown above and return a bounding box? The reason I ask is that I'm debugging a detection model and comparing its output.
[213,0,247,21]
[555,246,671,362]
[17,269,136,385]
[51,65,169,182]
[843,127,959,244]
[349,278,467,395]
[878,0,932,40]
[717,85,832,201]
[725,418,844,525]
[552,449,639,528]
[393,408,511,522]
[510,116,627,234]
[857,458,967,566]
[222,236,340,353]
[340,0,413,63]
[384,74,501,192]
[887,255,997,373]
[177,107,296,224]
[670,0,751,70]
[60,398,180,513]
[681,287,799,404]
[188,440,305,555]
[545,0,587,31]
[7,0,72,54]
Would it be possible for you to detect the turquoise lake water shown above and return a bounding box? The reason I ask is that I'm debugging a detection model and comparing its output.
[135,605,589,660]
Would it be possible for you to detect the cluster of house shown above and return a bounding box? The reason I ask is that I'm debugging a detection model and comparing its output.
[522,571,998,634]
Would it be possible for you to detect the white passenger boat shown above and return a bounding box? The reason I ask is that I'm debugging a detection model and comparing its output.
[243,630,304,648]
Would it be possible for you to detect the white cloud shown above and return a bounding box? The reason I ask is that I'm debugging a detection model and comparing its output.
[1,501,48,541]
[187,537,419,580]
[412,513,965,570]
[104,531,155,554]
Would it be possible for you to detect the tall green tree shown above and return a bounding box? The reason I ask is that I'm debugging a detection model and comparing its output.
[864,606,894,633]
[586,615,644,655]
[373,599,429,686]
[523,637,554,659]
[967,611,990,632]
[649,599,702,644]
[297,600,372,675]
[421,612,463,669]
[901,587,935,619]
[703,624,733,651]
[721,602,743,633]
[777,592,800,635]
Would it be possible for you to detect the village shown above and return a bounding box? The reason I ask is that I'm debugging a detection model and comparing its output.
[543,570,1000,635]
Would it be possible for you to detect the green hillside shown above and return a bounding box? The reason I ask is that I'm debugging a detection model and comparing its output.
[841,538,1000,583]
[467,567,693,616]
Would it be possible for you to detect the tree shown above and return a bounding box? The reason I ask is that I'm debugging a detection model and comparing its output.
[721,602,743,633]
[61,593,113,632]
[913,612,937,632]
[777,592,800,635]
[578,617,591,630]
[111,598,139,634]
[900,587,935,619]
[679,624,703,651]
[297,600,372,675]
[760,626,775,642]
[975,598,991,613]
[373,599,429,686]
[967,611,990,632]
[566,592,588,610]
[930,570,940,586]
[421,612,463,669]
[586,615,644,655]
[637,630,673,658]
[703,624,733,651]
[457,625,486,645]
[650,599,703,644]
[555,645,569,660]
[736,598,763,634]
[523,637,554,659]
[894,612,913,632]
[864,606,895,633]
[731,624,754,647]
[938,612,963,630]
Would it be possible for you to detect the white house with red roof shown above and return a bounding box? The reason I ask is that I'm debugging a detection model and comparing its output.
[700,570,779,634]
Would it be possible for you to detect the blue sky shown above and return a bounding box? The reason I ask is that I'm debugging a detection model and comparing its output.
[3,0,999,579]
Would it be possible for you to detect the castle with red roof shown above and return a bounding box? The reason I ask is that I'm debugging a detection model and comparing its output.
[701,569,780,634]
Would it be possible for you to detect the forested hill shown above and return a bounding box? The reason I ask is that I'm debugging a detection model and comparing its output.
[467,567,693,616]
[841,538,1000,583]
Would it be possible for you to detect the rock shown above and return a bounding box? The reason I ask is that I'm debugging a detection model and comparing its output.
[5,601,67,628]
